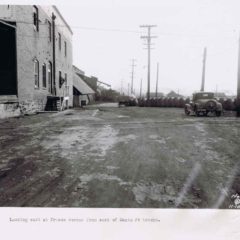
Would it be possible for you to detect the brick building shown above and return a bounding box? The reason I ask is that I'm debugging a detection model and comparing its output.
[0,5,73,116]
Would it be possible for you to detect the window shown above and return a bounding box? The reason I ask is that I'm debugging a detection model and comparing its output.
[34,59,39,88]
[33,6,39,31]
[48,21,51,42]
[59,71,62,87]
[58,33,61,50]
[42,63,47,88]
[48,62,52,93]
[65,73,67,86]
[64,41,67,57]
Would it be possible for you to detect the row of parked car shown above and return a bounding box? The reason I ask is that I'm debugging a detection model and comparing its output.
[120,92,239,117]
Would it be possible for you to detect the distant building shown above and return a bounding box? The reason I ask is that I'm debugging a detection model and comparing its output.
[73,65,95,107]
[166,91,183,98]
[83,76,98,93]
[149,92,165,98]
[214,92,227,99]
[73,67,98,93]
[0,5,73,116]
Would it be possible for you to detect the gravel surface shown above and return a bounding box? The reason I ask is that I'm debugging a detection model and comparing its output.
[0,105,239,208]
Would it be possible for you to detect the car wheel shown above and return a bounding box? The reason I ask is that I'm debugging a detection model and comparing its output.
[185,107,190,115]
[216,111,221,117]
[195,111,200,117]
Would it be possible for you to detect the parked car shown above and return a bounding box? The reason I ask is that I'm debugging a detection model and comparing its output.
[118,94,138,107]
[184,92,223,116]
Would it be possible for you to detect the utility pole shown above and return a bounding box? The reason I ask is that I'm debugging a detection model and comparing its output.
[200,47,207,92]
[130,59,136,95]
[237,33,240,116]
[140,25,157,101]
[140,78,142,98]
[128,83,130,96]
[155,62,159,98]
[121,79,123,95]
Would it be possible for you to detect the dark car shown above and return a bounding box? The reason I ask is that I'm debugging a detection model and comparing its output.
[184,92,223,116]
[118,95,138,107]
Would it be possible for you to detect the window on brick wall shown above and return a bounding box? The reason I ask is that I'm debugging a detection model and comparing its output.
[65,73,67,86]
[42,63,47,88]
[48,21,51,42]
[48,61,53,93]
[64,41,67,57]
[59,70,62,87]
[58,33,61,51]
[34,59,39,88]
[33,5,39,31]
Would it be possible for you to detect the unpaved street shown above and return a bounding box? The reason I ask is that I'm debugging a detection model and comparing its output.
[0,105,239,208]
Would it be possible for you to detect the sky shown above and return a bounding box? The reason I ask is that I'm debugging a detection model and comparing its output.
[54,0,240,96]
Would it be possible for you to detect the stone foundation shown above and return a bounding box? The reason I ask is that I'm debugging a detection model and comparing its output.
[0,100,47,119]
[19,100,45,115]
[0,103,21,119]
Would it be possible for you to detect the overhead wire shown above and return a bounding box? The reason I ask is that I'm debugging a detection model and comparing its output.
[0,18,237,38]
[0,18,238,60]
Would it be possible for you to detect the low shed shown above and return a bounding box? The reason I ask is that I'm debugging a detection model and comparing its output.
[73,72,95,107]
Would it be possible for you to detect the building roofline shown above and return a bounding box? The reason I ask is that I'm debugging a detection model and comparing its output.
[73,65,85,76]
[53,6,73,35]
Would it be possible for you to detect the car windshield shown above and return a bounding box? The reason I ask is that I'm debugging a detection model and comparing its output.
[195,92,214,99]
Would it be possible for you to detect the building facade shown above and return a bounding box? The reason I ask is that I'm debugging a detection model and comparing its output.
[0,5,73,116]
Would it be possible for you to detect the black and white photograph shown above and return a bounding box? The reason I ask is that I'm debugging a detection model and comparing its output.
[0,0,240,239]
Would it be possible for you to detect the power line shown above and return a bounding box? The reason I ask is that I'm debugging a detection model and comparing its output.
[1,18,236,38]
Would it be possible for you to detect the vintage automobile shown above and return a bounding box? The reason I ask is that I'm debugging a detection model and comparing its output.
[118,94,138,107]
[184,92,223,116]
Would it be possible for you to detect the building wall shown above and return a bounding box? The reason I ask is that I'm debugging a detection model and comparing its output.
[42,6,73,107]
[0,5,73,113]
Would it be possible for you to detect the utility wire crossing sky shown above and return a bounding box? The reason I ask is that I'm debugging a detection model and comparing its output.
[53,0,240,96]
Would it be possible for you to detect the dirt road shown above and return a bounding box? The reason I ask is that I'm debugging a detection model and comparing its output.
[0,105,239,208]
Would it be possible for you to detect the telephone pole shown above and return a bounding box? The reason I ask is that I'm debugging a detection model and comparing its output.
[130,59,137,94]
[237,34,240,116]
[200,47,207,92]
[121,79,123,95]
[155,62,159,98]
[140,25,157,101]
[140,78,142,98]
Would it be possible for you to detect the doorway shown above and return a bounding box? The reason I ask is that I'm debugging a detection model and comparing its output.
[0,21,17,95]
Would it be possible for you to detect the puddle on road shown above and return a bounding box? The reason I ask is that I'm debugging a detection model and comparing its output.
[119,134,137,142]
[193,123,223,163]
[77,172,178,206]
[132,181,176,204]
[117,115,130,118]
[41,125,119,159]
[195,123,207,136]
[176,157,186,163]
[78,173,130,188]
[91,109,99,117]
[41,123,140,163]
[106,166,119,170]
[148,134,166,144]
